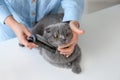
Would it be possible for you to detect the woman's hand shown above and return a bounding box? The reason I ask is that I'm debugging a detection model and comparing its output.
[58,20,84,57]
[5,16,37,49]
[13,23,37,49]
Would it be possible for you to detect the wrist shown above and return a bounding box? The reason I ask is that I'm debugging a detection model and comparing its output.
[70,20,79,28]
[5,16,19,29]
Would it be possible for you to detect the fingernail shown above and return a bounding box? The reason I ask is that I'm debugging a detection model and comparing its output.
[80,30,85,34]
[36,45,39,47]
[58,48,61,51]
[60,52,63,54]
[66,55,69,58]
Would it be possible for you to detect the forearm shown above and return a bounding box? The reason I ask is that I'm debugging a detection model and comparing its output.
[5,16,18,28]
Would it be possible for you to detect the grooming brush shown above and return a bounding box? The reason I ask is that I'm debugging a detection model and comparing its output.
[19,34,57,53]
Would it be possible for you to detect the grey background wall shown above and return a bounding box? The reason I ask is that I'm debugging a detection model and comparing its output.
[85,0,120,14]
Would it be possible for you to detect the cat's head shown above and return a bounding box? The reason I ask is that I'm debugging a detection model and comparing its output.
[43,22,73,47]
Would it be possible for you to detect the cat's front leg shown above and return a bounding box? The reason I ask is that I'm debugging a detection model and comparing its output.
[71,56,81,74]
[72,63,81,74]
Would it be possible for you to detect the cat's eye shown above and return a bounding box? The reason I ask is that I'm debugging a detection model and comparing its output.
[54,34,59,38]
[45,28,51,33]
[66,32,70,36]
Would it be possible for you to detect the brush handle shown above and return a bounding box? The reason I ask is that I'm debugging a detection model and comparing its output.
[18,34,36,47]
[19,34,56,53]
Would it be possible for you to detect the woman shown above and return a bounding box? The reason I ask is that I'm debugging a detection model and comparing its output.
[0,0,84,57]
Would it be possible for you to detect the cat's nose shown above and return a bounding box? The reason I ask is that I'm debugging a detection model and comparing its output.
[62,39,67,43]
[63,39,66,41]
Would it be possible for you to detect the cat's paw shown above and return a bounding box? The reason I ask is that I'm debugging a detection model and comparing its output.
[72,65,81,74]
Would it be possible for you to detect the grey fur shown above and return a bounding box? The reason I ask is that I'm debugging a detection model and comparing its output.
[32,14,82,74]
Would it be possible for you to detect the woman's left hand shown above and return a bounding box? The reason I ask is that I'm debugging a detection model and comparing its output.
[58,20,84,57]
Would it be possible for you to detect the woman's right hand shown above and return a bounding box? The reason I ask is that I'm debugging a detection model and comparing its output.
[13,23,37,49]
[5,16,37,49]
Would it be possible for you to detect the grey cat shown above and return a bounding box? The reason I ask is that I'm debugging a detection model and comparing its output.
[31,13,82,74]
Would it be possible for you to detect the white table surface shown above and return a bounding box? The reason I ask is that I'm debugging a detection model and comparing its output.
[0,5,120,80]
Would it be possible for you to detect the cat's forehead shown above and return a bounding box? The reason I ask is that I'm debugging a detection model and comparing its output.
[47,23,69,28]
[44,23,71,34]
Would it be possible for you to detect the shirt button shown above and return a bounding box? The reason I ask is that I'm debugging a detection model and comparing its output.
[32,12,36,16]
[32,0,36,3]
[32,22,35,25]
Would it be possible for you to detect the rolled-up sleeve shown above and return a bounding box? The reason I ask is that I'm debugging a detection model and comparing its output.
[0,0,11,24]
[61,0,84,22]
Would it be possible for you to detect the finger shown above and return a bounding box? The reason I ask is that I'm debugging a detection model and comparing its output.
[19,36,34,49]
[60,53,71,58]
[60,52,72,58]
[28,43,38,49]
[20,37,29,47]
[66,55,70,58]
[24,28,31,37]
[58,39,77,50]
[60,48,73,54]
[23,30,37,49]
[60,52,72,56]
[59,45,74,54]
[58,42,72,50]
[72,32,78,42]
[70,25,84,34]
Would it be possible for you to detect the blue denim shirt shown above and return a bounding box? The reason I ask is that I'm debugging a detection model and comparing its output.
[0,0,84,28]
